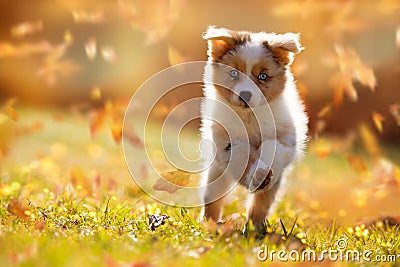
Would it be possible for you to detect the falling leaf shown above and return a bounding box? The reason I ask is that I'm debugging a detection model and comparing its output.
[359,124,380,158]
[90,86,101,101]
[153,170,192,193]
[85,38,97,61]
[168,46,185,65]
[10,20,43,38]
[88,109,105,138]
[372,112,385,133]
[124,129,144,149]
[347,154,369,176]
[0,41,52,58]
[64,30,74,44]
[140,164,148,178]
[317,104,332,118]
[37,59,81,85]
[118,0,185,44]
[1,98,18,121]
[101,47,116,63]
[148,214,169,231]
[325,2,366,39]
[389,103,400,126]
[329,45,376,107]
[72,9,105,24]
[312,138,332,158]
[37,42,81,85]
[110,122,123,144]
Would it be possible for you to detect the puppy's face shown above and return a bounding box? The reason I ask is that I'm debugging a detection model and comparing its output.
[204,27,303,108]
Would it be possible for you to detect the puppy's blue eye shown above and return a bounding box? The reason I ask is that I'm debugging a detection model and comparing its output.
[258,73,268,81]
[230,69,239,79]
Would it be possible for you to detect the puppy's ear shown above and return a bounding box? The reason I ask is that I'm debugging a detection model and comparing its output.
[203,26,236,59]
[264,33,304,65]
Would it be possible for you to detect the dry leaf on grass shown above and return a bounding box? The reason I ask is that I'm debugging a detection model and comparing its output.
[153,170,192,194]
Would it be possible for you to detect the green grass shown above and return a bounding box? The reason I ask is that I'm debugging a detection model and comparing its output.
[0,108,399,266]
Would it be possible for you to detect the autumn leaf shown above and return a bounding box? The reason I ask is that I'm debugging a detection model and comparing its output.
[7,199,30,220]
[153,170,192,194]
[37,42,81,85]
[359,124,380,158]
[63,30,74,44]
[325,2,366,39]
[101,47,116,63]
[347,154,369,176]
[1,98,18,121]
[110,123,123,144]
[317,104,332,119]
[312,138,332,158]
[88,109,106,138]
[70,167,92,195]
[10,20,43,38]
[0,41,52,58]
[372,112,385,133]
[72,9,105,24]
[90,86,102,101]
[389,103,400,126]
[118,0,185,44]
[85,37,97,61]
[329,45,376,107]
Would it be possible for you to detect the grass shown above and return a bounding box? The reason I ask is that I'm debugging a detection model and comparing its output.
[0,108,399,266]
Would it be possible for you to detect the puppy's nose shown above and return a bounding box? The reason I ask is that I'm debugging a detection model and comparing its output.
[239,91,252,103]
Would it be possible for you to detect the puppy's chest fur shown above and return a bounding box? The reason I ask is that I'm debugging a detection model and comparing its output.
[227,97,294,148]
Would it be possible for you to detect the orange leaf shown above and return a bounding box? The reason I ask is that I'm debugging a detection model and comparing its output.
[64,30,74,44]
[317,104,332,119]
[118,0,185,44]
[313,139,332,158]
[11,20,43,38]
[110,123,123,144]
[347,154,369,176]
[359,124,380,158]
[332,86,344,108]
[70,167,91,194]
[85,37,97,61]
[372,112,385,133]
[88,109,105,138]
[72,10,105,24]
[7,199,30,220]
[153,170,192,194]
[389,103,400,126]
[90,86,102,101]
[101,47,116,63]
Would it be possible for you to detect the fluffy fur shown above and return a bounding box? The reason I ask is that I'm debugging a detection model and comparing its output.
[199,26,308,231]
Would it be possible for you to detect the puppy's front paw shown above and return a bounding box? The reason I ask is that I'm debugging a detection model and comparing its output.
[248,160,273,193]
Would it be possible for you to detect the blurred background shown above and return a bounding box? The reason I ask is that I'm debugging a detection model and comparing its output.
[0,0,399,224]
[0,0,399,140]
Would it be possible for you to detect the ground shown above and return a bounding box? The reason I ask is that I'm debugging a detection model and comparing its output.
[0,108,399,267]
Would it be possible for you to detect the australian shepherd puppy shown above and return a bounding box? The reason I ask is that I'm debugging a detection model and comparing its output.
[199,26,308,232]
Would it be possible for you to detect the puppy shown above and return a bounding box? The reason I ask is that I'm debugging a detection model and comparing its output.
[199,26,308,231]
